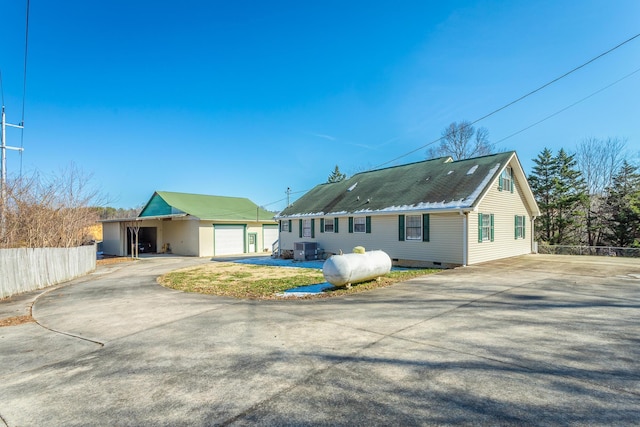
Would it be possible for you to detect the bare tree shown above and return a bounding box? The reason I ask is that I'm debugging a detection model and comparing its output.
[427,121,494,160]
[575,137,627,245]
[1,165,104,249]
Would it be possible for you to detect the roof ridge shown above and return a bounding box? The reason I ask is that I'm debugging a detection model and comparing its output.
[156,190,250,201]
[448,151,515,164]
[351,156,453,178]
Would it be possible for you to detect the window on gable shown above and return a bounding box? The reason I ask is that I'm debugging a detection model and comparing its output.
[353,217,366,233]
[281,220,289,232]
[499,166,513,192]
[303,219,312,238]
[515,215,526,239]
[406,215,422,240]
[324,218,334,233]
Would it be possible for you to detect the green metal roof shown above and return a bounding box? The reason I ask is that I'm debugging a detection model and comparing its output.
[139,191,276,222]
[278,152,519,217]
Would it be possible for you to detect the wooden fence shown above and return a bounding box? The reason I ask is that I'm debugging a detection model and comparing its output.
[0,246,96,299]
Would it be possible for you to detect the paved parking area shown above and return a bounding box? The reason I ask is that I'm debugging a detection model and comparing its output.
[1,254,639,426]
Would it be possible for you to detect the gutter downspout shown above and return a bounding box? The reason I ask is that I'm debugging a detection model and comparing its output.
[460,210,469,266]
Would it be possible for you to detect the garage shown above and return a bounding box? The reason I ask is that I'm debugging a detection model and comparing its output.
[214,225,245,256]
[263,225,279,252]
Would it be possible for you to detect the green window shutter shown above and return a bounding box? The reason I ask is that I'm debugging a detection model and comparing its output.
[288,220,292,233]
[478,213,483,243]
[523,217,526,238]
[299,219,302,238]
[514,215,518,240]
[348,217,353,233]
[311,219,315,238]
[334,217,339,233]
[279,221,282,232]
[365,216,371,234]
[320,218,324,233]
[398,215,405,241]
[498,177,503,192]
[490,214,494,242]
[511,178,514,193]
[422,214,430,242]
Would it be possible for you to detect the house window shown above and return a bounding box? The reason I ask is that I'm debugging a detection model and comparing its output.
[499,167,513,192]
[354,217,366,233]
[303,219,312,237]
[515,215,526,239]
[406,215,422,240]
[281,220,289,232]
[324,218,334,233]
[478,213,494,242]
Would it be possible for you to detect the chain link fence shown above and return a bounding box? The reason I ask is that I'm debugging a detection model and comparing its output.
[538,244,640,258]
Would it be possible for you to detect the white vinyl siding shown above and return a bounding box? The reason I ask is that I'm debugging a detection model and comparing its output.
[278,213,463,265]
[468,167,534,264]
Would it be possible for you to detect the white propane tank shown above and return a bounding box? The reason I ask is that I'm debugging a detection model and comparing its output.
[323,250,392,287]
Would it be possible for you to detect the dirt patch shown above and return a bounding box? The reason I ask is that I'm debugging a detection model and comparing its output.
[97,257,135,266]
[0,315,34,327]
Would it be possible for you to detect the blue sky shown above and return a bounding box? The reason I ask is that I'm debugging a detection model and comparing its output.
[1,1,639,211]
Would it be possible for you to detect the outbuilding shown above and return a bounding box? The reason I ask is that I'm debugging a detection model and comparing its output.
[102,191,278,257]
[275,151,540,267]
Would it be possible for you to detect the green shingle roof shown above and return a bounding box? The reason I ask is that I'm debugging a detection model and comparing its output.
[139,191,275,222]
[278,152,517,217]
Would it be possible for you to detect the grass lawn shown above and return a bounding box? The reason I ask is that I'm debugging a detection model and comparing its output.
[158,262,438,300]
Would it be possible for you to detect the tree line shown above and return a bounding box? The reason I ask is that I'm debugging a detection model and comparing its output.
[530,139,639,247]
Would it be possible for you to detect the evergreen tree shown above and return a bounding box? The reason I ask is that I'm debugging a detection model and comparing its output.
[602,161,640,247]
[529,148,557,243]
[553,149,587,244]
[529,148,586,244]
[327,165,346,183]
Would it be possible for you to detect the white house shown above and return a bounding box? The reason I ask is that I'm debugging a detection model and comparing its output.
[275,152,540,267]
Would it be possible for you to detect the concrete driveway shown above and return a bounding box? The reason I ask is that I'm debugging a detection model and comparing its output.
[1,254,639,426]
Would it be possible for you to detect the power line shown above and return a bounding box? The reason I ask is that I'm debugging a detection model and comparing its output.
[372,32,640,170]
[493,65,640,146]
[19,0,31,176]
[0,70,5,106]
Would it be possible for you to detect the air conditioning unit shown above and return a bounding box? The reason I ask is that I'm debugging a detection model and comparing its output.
[294,242,318,261]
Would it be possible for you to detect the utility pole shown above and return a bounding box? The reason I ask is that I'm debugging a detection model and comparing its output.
[286,187,291,207]
[1,105,24,204]
[0,105,24,242]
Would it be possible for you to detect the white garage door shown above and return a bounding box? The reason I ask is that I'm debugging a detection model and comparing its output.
[214,225,245,256]
[263,226,279,252]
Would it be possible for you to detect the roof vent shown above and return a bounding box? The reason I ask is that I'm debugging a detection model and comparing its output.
[467,165,479,175]
[347,182,358,192]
